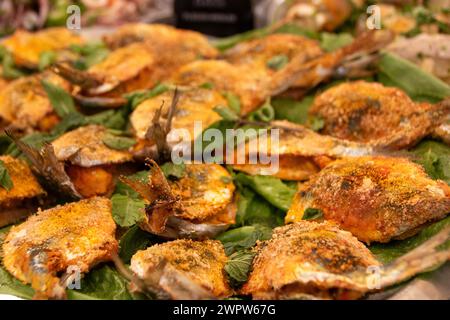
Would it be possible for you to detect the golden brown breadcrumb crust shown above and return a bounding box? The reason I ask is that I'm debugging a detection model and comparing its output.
[0,156,45,207]
[2,197,118,299]
[0,72,69,131]
[286,156,450,243]
[51,125,133,167]
[309,81,449,149]
[1,28,83,67]
[131,239,232,298]
[241,221,380,300]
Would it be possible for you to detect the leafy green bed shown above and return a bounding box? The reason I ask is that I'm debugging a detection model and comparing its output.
[1,24,450,299]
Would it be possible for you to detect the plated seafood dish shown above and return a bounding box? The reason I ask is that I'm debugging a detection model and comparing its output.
[0,0,449,300]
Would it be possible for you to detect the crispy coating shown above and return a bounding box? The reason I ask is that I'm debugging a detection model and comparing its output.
[171,60,269,115]
[224,34,323,75]
[103,23,218,59]
[85,42,156,95]
[130,239,232,299]
[71,25,217,96]
[0,156,45,207]
[286,156,450,243]
[170,164,235,221]
[241,221,380,300]
[231,120,374,180]
[309,81,450,149]
[2,197,118,299]
[233,155,321,181]
[173,31,392,114]
[51,125,133,167]
[1,28,83,67]
[0,72,69,131]
[125,162,236,238]
[104,23,182,48]
[130,88,224,141]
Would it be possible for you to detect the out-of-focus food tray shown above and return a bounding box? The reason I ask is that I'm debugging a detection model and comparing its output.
[0,25,449,301]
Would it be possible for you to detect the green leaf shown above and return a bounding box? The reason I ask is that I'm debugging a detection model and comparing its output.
[409,140,450,184]
[67,265,135,300]
[119,225,155,263]
[160,162,186,180]
[378,52,450,103]
[50,112,87,136]
[216,225,272,256]
[0,159,13,191]
[224,92,241,115]
[308,115,325,131]
[0,46,25,79]
[124,83,169,109]
[38,51,57,70]
[41,79,78,117]
[273,24,320,39]
[199,82,214,89]
[370,216,450,264]
[211,15,317,52]
[235,187,255,226]
[302,208,323,220]
[86,108,128,130]
[272,96,314,124]
[0,134,12,154]
[212,27,270,52]
[234,173,296,211]
[234,186,283,228]
[45,0,72,27]
[320,32,353,52]
[267,55,289,71]
[102,132,136,150]
[213,105,240,121]
[111,194,145,227]
[0,267,34,299]
[248,98,275,122]
[224,250,256,287]
[70,42,110,70]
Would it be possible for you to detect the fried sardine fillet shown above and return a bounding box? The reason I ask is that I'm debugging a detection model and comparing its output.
[103,23,218,58]
[123,161,236,239]
[231,120,375,181]
[223,33,323,76]
[51,125,133,198]
[2,197,118,299]
[130,87,224,143]
[286,156,450,243]
[130,239,232,299]
[0,72,70,132]
[241,221,380,300]
[54,24,217,99]
[308,81,450,149]
[171,60,269,115]
[0,156,45,227]
[1,28,83,68]
[242,221,450,300]
[173,31,393,115]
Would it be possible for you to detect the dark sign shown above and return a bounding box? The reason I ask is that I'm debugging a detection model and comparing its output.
[174,0,254,37]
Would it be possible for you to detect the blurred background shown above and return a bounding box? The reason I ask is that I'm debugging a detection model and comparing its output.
[0,0,448,37]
